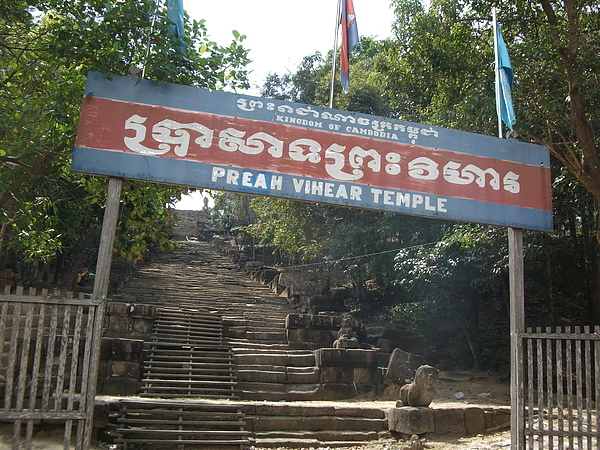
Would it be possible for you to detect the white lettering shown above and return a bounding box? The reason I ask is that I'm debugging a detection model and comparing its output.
[350,186,362,200]
[242,171,253,187]
[384,190,394,205]
[311,181,324,196]
[425,196,436,211]
[255,173,267,189]
[227,170,239,185]
[271,176,283,190]
[437,198,448,212]
[335,184,348,199]
[212,167,226,182]
[293,178,304,193]
[412,194,424,208]
[371,188,382,203]
[369,188,447,212]
[324,183,334,197]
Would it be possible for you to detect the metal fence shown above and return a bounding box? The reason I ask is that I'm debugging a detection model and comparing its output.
[0,287,105,449]
[521,326,599,449]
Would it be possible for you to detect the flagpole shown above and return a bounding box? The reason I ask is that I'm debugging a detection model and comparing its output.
[492,8,503,139]
[142,0,162,78]
[329,0,342,108]
[494,8,525,450]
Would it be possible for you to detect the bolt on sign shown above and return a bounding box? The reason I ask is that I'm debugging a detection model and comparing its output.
[72,72,552,232]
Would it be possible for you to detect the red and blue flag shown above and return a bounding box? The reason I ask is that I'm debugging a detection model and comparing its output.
[340,0,359,93]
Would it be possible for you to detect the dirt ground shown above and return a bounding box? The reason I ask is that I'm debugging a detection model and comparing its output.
[321,370,513,450]
[0,371,512,449]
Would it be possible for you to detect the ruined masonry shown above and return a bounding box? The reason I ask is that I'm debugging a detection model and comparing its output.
[92,210,510,448]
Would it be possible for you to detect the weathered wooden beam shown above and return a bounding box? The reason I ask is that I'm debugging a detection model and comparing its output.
[509,227,525,450]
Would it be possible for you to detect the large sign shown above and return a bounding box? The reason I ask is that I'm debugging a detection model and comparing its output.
[72,72,552,231]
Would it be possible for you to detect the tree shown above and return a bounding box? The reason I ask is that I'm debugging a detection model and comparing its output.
[0,1,250,287]
[391,225,508,370]
[377,0,600,323]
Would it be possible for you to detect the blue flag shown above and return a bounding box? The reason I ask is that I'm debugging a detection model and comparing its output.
[166,0,186,56]
[495,24,515,130]
[340,0,359,93]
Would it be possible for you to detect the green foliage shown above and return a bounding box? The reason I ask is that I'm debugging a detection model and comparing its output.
[211,192,256,235]
[0,1,250,280]
[390,225,508,368]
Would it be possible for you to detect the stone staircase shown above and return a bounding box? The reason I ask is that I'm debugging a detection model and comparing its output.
[248,402,388,448]
[140,306,238,399]
[108,238,391,447]
[115,398,251,449]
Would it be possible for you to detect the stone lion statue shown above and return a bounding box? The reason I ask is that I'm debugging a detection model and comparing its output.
[398,364,439,407]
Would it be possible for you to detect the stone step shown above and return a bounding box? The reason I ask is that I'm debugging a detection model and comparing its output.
[239,389,321,402]
[254,431,378,447]
[116,399,250,447]
[237,368,319,384]
[234,352,315,367]
[145,351,234,362]
[251,415,387,432]
[143,360,234,369]
[228,340,290,350]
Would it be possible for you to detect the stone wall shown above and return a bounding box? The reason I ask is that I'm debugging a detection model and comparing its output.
[315,348,388,399]
[285,313,341,349]
[172,209,213,240]
[98,302,156,396]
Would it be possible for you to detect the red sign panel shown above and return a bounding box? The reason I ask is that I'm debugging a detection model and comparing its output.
[72,73,553,231]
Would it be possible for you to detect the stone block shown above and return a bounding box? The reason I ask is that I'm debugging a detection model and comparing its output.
[110,338,144,361]
[321,366,353,383]
[108,315,131,332]
[464,407,487,434]
[331,315,341,329]
[287,353,315,366]
[129,304,155,319]
[286,328,312,343]
[102,378,139,396]
[93,400,111,428]
[347,349,376,367]
[132,318,154,334]
[385,348,425,385]
[109,361,141,378]
[311,314,332,330]
[433,408,466,435]
[388,407,434,435]
[485,408,511,431]
[315,348,347,367]
[106,302,129,316]
[286,313,311,329]
[316,330,336,346]
[354,384,378,398]
[100,339,112,360]
[353,367,381,385]
[320,383,354,400]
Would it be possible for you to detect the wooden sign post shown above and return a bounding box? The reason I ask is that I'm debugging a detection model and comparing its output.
[83,176,123,447]
[508,227,525,449]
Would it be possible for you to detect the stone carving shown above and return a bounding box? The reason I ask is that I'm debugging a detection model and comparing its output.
[398,365,439,407]
[333,313,359,349]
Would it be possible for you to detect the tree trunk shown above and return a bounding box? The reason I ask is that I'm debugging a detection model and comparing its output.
[461,295,481,370]
[68,216,95,290]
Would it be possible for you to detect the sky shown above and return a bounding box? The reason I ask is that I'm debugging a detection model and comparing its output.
[174,0,397,210]
[185,0,396,95]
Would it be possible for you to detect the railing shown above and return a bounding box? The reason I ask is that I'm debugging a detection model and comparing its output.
[521,326,599,449]
[0,287,105,449]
